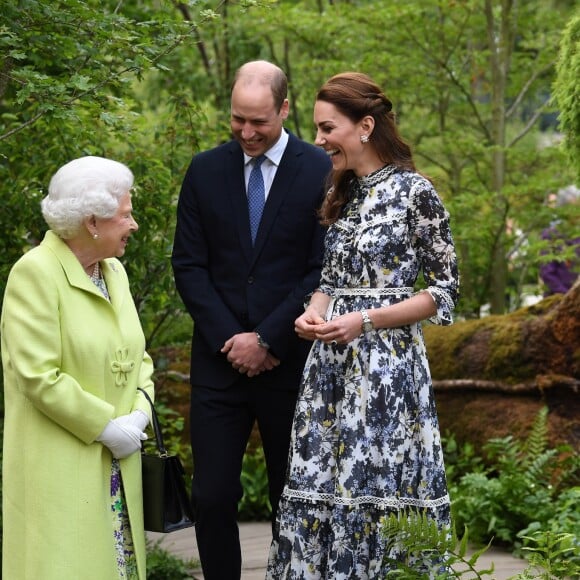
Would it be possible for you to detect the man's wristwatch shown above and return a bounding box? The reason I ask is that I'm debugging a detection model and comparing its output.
[360,309,374,333]
[255,331,270,349]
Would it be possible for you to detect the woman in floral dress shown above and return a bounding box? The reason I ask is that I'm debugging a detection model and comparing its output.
[267,72,459,579]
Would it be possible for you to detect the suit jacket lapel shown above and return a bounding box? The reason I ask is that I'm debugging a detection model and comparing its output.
[225,143,254,264]
[252,135,301,260]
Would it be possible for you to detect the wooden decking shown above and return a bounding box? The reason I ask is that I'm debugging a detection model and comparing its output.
[147,521,530,579]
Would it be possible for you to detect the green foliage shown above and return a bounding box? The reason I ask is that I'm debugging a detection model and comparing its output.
[141,400,191,481]
[449,407,580,547]
[518,529,580,579]
[0,0,193,141]
[552,11,580,181]
[380,510,580,579]
[516,486,580,573]
[442,432,485,486]
[0,0,201,347]
[146,539,198,579]
[238,445,272,522]
[381,511,495,578]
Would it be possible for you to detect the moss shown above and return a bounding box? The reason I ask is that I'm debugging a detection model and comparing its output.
[424,297,566,383]
[484,317,533,382]
[423,319,487,380]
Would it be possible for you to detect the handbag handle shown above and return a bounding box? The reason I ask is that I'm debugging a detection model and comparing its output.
[137,387,168,457]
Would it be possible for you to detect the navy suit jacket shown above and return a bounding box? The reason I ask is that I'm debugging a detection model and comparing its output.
[172,132,331,390]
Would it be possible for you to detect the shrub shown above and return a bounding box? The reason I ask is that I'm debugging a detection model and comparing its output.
[381,511,495,578]
[380,510,580,579]
[238,445,271,521]
[449,407,579,548]
[146,540,198,579]
[518,529,579,579]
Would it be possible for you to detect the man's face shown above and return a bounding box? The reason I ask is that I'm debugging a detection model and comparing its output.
[230,83,289,158]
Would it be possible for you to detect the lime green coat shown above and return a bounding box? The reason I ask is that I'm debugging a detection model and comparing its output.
[1,231,155,579]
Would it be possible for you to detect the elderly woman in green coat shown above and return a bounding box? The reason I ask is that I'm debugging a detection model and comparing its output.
[1,156,155,579]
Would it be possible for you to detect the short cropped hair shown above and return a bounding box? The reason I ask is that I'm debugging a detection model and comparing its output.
[232,60,288,112]
[41,156,134,239]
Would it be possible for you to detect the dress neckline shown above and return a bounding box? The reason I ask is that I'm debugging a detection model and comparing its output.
[356,164,397,188]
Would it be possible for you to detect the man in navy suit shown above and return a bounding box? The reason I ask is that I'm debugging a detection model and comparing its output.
[172,60,331,579]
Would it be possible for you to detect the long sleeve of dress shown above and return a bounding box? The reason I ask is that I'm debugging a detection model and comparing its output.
[409,180,459,325]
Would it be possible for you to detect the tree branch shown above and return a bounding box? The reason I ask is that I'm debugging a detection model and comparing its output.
[508,99,551,148]
[433,375,580,394]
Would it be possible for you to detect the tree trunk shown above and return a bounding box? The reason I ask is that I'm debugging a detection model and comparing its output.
[485,0,514,314]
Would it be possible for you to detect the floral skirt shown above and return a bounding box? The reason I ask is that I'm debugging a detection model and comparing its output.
[267,497,450,579]
[111,459,138,579]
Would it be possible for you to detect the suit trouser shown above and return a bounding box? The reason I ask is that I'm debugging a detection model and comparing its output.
[190,378,298,580]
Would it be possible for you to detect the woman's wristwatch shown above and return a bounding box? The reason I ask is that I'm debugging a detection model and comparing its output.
[360,309,374,333]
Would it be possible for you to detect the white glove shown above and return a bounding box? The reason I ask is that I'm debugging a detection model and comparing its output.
[116,409,150,432]
[96,418,147,459]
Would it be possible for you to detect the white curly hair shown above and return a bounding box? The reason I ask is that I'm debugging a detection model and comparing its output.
[41,156,134,239]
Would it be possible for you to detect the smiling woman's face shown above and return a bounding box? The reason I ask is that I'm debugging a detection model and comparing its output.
[94,191,138,258]
[313,100,368,175]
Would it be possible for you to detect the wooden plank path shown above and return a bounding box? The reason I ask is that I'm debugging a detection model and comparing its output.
[148,521,530,579]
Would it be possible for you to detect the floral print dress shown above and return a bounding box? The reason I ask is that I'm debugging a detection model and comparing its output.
[266,165,459,579]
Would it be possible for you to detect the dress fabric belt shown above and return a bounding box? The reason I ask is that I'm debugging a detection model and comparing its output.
[326,287,414,320]
[332,287,414,297]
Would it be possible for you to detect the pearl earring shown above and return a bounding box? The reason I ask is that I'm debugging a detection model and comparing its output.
[360,134,369,144]
[93,233,99,240]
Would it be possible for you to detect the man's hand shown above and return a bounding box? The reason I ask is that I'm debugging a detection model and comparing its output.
[221,332,280,377]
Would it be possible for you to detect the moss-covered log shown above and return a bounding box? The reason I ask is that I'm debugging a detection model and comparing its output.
[425,281,579,451]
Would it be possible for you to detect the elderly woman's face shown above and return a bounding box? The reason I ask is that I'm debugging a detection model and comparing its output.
[95,191,138,258]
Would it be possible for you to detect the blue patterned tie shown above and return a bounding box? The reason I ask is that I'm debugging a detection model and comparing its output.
[247,155,266,244]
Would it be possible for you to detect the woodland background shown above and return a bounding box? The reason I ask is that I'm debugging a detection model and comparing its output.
[1,0,579,351]
[1,3,579,569]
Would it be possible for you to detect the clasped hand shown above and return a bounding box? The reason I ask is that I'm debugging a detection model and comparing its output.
[295,307,362,345]
[96,410,149,459]
[221,332,280,377]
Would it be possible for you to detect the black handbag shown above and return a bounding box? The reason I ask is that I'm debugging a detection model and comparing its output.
[137,388,195,533]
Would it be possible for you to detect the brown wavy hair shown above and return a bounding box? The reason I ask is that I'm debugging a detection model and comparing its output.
[317,72,417,224]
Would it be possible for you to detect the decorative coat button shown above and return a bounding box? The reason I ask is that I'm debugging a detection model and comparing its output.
[110,347,135,387]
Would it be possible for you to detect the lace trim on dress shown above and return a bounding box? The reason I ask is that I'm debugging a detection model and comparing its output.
[363,212,406,229]
[333,287,414,296]
[283,487,450,510]
[356,164,398,188]
[335,210,407,235]
[422,287,455,325]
